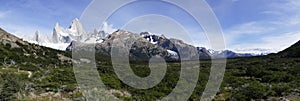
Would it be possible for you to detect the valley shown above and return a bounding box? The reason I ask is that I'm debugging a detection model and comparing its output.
[0,28,299,100]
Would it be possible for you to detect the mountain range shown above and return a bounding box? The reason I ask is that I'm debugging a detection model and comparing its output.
[24,18,271,59]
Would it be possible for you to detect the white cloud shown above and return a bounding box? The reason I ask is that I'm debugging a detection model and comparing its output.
[221,0,300,53]
[223,19,300,53]
[278,0,300,11]
[80,0,134,31]
[223,21,275,46]
[230,31,300,52]
[263,0,300,26]
[122,14,209,47]
[0,23,51,40]
[0,10,11,18]
[286,15,300,26]
[102,21,116,34]
[228,22,274,35]
[260,10,282,16]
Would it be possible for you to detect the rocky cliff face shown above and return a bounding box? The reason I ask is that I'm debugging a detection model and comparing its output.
[68,30,212,61]
[52,18,92,43]
[95,30,178,61]
[140,32,210,60]
[67,28,266,60]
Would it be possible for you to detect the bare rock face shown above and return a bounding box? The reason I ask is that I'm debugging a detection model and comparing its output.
[95,30,178,61]
[0,28,28,48]
[52,19,88,43]
[53,22,68,43]
[69,18,85,36]
[68,30,213,61]
[34,30,40,43]
[52,18,109,45]
[140,32,209,60]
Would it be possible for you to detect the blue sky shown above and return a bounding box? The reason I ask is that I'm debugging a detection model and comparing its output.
[1,0,300,52]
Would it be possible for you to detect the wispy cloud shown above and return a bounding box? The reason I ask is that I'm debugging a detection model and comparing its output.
[121,14,209,48]
[0,10,11,18]
[214,0,300,52]
[260,10,282,16]
[223,21,275,46]
[230,31,300,51]
[263,0,300,26]
[0,23,51,39]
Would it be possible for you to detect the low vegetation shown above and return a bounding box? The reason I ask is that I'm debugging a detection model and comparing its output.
[0,37,299,100]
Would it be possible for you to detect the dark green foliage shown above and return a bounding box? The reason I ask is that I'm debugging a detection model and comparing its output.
[278,41,300,58]
[242,81,269,99]
[289,64,300,76]
[246,65,265,78]
[35,67,77,92]
[0,73,27,100]
[271,83,292,96]
[262,72,294,83]
[1,46,300,100]
[0,79,21,100]
[96,58,183,100]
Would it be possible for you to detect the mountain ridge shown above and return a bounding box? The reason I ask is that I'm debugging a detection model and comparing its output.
[277,40,300,58]
[16,18,272,58]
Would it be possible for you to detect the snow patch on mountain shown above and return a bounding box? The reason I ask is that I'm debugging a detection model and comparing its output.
[21,18,116,50]
[18,18,277,57]
[208,49,223,55]
[167,50,178,56]
[27,40,70,50]
[232,48,278,55]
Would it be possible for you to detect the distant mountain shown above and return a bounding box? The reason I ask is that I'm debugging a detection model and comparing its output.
[209,50,254,58]
[139,32,210,59]
[52,18,107,44]
[232,48,277,56]
[68,30,211,61]
[23,18,112,50]
[68,30,266,60]
[23,18,268,58]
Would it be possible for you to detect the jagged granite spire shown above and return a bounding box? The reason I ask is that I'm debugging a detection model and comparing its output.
[69,18,85,36]
[34,30,40,43]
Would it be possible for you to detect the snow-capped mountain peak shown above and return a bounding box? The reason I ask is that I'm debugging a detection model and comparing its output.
[20,18,115,50]
[21,18,276,57]
[52,18,89,43]
[69,18,85,36]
